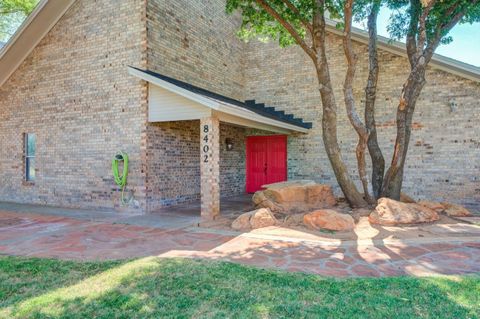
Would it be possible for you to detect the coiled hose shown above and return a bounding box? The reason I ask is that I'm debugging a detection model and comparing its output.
[112,151,131,205]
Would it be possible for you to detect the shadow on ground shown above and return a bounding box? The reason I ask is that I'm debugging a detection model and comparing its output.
[0,256,479,319]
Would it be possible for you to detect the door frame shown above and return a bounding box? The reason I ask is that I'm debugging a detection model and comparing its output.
[245,135,287,193]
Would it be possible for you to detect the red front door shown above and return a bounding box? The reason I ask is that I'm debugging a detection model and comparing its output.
[246,135,287,193]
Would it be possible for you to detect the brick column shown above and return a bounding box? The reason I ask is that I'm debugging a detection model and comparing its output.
[200,116,220,219]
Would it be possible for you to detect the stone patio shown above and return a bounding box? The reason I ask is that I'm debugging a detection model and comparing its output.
[0,202,479,277]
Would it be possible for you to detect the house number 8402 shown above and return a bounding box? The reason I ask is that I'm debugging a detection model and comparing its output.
[203,125,209,163]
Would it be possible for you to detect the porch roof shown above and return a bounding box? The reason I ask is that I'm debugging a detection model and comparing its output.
[128,67,312,134]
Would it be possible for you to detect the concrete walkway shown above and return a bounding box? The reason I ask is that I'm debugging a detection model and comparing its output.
[1,204,480,277]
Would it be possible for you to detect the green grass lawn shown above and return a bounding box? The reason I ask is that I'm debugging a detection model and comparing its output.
[0,256,478,319]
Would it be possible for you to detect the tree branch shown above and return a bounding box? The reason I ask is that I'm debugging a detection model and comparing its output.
[255,0,316,61]
[343,0,373,203]
[425,0,480,62]
[416,0,437,59]
[365,0,385,199]
[310,0,367,207]
[343,0,367,138]
[312,0,326,58]
[280,0,313,33]
[406,0,421,68]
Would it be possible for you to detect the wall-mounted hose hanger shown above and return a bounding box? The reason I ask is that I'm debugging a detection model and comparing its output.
[449,100,458,113]
[112,151,132,206]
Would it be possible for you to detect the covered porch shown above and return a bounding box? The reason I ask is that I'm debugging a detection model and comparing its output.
[129,67,311,219]
[154,193,254,220]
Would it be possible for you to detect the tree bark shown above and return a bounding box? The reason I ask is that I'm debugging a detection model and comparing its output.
[316,66,368,207]
[253,0,368,208]
[364,1,384,199]
[379,0,474,199]
[342,0,374,204]
[381,65,427,199]
[312,1,368,208]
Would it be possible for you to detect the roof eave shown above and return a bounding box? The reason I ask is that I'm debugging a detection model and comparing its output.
[0,0,77,87]
[0,2,478,88]
[325,19,480,83]
[128,66,310,133]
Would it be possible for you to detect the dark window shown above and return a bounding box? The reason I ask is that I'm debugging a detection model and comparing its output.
[24,133,36,182]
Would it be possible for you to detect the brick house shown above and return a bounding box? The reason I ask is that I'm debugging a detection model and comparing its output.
[0,0,479,218]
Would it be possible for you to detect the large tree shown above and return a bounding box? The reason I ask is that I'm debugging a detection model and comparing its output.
[227,0,480,206]
[380,0,480,199]
[0,0,38,42]
[227,0,371,207]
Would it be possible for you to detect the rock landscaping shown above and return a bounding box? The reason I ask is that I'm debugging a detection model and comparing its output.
[442,202,473,217]
[230,180,475,233]
[369,198,439,226]
[399,192,416,203]
[416,200,473,217]
[252,180,336,215]
[303,209,355,231]
[417,200,445,213]
[231,208,278,230]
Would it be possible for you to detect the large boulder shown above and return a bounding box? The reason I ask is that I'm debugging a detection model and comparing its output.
[252,180,336,215]
[283,213,306,227]
[400,192,416,203]
[303,209,355,231]
[231,208,278,230]
[441,202,473,217]
[250,208,278,229]
[231,212,253,230]
[369,198,439,226]
[418,200,445,213]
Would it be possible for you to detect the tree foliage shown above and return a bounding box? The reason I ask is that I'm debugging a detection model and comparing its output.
[227,0,480,55]
[226,0,373,207]
[226,0,347,46]
[227,0,480,205]
[0,0,38,42]
[386,0,480,46]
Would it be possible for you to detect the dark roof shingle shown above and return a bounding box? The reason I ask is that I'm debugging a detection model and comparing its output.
[131,67,312,129]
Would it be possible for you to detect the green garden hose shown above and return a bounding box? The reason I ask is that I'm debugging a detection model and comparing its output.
[112,151,131,205]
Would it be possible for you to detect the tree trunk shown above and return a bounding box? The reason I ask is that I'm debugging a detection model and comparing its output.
[316,66,368,207]
[355,135,373,203]
[342,0,374,204]
[254,0,368,208]
[365,2,384,199]
[311,3,367,208]
[382,65,426,199]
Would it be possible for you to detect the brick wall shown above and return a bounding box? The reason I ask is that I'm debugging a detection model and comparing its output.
[145,120,200,212]
[220,124,247,196]
[145,121,248,212]
[1,0,478,212]
[0,0,252,213]
[144,0,248,210]
[146,0,246,100]
[0,0,148,211]
[245,33,480,207]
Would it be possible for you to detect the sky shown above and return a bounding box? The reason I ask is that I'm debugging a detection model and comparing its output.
[354,7,480,67]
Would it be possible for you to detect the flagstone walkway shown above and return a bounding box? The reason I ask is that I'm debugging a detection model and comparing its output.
[1,209,479,277]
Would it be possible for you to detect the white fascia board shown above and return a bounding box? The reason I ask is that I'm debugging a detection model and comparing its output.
[129,67,309,133]
[0,0,77,87]
[128,67,221,110]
